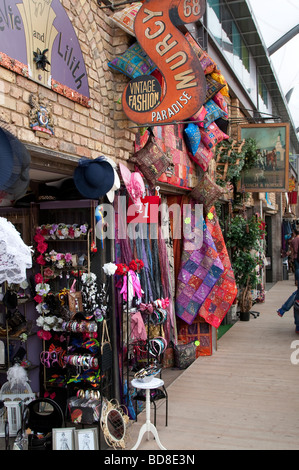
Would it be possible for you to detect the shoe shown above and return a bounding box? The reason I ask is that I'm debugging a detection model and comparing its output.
[277,310,283,317]
[296,329,299,334]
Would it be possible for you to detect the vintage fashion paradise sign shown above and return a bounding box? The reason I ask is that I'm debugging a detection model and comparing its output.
[122,0,207,125]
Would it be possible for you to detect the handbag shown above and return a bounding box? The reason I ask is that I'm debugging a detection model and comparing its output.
[101,319,112,372]
[174,342,196,369]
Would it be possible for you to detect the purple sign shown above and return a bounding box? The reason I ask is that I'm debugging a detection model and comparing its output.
[0,0,89,98]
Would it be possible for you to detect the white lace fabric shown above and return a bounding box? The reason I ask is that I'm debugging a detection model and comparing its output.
[0,217,32,284]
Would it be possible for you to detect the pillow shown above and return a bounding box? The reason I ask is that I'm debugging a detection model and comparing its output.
[108,42,156,79]
[184,123,201,156]
[130,132,172,187]
[190,173,223,212]
[199,122,229,150]
[204,75,225,103]
[203,99,228,128]
[185,32,218,75]
[213,91,228,114]
[110,2,142,36]
[188,141,214,172]
[211,72,229,97]
[189,106,207,127]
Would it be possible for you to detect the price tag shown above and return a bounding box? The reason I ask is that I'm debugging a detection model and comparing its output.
[127,196,160,223]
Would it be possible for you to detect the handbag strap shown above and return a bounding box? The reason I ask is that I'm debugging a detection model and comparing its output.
[101,319,110,346]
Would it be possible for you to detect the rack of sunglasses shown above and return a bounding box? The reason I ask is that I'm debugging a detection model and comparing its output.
[121,297,169,419]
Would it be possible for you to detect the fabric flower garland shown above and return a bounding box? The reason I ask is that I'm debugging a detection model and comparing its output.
[112,259,144,303]
[37,223,88,240]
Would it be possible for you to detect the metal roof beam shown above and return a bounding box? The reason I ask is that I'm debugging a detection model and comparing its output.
[268,24,299,55]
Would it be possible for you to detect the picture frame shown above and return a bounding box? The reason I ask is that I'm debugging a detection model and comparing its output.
[74,427,99,450]
[238,122,290,192]
[52,427,75,450]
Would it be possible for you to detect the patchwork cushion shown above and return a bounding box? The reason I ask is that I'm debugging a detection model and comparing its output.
[189,106,207,127]
[198,207,237,328]
[190,173,223,212]
[183,123,201,156]
[185,32,218,75]
[213,91,228,114]
[211,72,229,97]
[203,99,228,128]
[175,203,224,325]
[108,42,156,79]
[199,122,229,149]
[204,75,225,103]
[130,131,172,187]
[110,2,142,36]
[188,141,214,172]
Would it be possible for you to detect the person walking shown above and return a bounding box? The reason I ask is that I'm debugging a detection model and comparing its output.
[290,229,299,285]
[277,289,299,334]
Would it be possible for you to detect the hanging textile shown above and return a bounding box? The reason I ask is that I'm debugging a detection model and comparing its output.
[0,217,32,284]
[175,201,224,325]
[198,207,237,328]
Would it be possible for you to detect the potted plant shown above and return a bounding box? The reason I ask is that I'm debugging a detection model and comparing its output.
[226,214,266,321]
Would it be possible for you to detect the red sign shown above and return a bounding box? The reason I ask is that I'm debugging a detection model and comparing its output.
[127,196,161,223]
[122,0,206,125]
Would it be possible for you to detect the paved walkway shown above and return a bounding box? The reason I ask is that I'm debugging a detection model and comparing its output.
[126,279,299,451]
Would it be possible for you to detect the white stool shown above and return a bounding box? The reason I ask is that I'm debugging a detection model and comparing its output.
[131,377,166,450]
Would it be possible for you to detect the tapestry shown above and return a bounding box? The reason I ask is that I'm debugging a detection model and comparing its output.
[198,207,237,328]
[175,202,224,325]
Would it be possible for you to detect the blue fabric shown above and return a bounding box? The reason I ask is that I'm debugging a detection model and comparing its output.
[184,123,201,156]
[278,289,299,331]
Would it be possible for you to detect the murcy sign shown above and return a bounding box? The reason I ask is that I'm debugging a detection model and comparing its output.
[122,0,206,125]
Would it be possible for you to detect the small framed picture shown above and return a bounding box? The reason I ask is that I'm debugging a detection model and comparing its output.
[74,427,99,450]
[52,427,75,450]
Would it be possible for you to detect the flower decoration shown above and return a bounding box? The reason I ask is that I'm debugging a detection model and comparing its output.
[36,223,88,240]
[115,263,129,276]
[102,263,118,276]
[37,330,52,341]
[129,259,144,272]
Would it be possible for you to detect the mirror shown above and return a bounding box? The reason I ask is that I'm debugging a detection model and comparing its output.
[100,398,129,449]
[107,409,125,441]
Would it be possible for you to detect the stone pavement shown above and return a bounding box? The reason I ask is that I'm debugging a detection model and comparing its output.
[126,279,299,451]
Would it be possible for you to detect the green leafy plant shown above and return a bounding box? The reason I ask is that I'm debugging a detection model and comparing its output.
[226,214,266,312]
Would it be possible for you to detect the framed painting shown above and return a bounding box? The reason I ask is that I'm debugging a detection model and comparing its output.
[238,123,290,192]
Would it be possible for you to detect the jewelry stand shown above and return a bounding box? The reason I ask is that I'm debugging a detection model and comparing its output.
[131,377,166,450]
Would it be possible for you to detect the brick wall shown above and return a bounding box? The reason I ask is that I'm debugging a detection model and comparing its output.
[0,0,136,166]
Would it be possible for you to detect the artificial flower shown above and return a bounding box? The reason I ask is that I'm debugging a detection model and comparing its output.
[102,262,117,276]
[35,283,50,296]
[35,273,44,284]
[43,267,54,278]
[36,254,46,265]
[65,253,72,263]
[34,294,44,304]
[115,263,129,275]
[37,330,52,341]
[34,233,45,243]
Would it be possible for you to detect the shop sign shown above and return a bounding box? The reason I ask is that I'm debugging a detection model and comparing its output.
[0,0,89,103]
[122,0,207,125]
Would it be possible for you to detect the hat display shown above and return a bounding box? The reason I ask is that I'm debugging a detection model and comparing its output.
[100,156,120,203]
[74,157,115,200]
[119,163,145,211]
[0,126,31,199]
